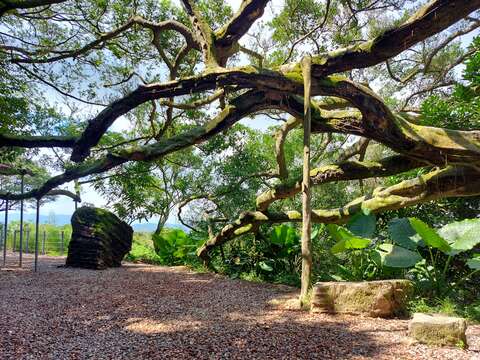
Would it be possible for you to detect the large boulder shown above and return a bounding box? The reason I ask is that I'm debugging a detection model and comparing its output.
[408,313,468,348]
[311,280,412,317]
[66,207,133,269]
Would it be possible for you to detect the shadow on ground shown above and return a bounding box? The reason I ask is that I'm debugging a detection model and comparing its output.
[0,254,478,359]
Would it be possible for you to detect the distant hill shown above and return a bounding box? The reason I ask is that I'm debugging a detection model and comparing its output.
[132,222,188,233]
[3,212,187,233]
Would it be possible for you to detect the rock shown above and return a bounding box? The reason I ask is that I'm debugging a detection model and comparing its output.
[66,207,133,269]
[311,280,412,317]
[408,313,468,348]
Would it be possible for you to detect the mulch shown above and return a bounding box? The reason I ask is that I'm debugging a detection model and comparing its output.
[1,253,479,359]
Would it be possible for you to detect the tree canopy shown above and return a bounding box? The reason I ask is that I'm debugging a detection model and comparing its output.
[1,0,480,264]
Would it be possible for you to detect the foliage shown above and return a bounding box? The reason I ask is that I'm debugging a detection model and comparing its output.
[326,211,402,281]
[327,212,480,301]
[409,297,480,324]
[152,228,203,266]
[420,36,480,130]
[125,232,163,265]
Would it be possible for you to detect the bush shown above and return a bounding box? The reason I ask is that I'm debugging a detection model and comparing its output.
[152,228,203,266]
[125,232,162,265]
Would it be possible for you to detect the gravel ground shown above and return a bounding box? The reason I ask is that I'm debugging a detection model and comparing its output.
[1,253,479,360]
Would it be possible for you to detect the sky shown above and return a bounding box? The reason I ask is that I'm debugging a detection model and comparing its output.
[24,1,284,222]
[14,1,480,224]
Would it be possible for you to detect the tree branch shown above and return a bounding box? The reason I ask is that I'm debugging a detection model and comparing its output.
[256,155,423,211]
[215,0,270,48]
[281,0,480,78]
[0,133,78,148]
[0,0,66,17]
[199,165,480,259]
[0,90,270,200]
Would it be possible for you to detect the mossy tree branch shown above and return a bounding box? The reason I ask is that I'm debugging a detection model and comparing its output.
[198,165,480,259]
[0,90,270,200]
[300,0,480,78]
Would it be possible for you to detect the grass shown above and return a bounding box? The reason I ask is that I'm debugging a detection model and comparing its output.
[125,232,163,265]
[409,297,480,323]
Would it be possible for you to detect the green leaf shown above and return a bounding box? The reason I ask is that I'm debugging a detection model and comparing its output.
[409,218,451,253]
[347,211,376,238]
[388,218,420,250]
[259,261,273,272]
[327,225,371,254]
[378,244,422,268]
[467,258,480,270]
[270,225,298,246]
[438,219,480,255]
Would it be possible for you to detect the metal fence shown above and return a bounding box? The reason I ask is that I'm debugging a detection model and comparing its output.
[0,228,69,256]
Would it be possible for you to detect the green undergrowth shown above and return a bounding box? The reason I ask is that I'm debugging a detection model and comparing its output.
[408,297,480,324]
[126,231,207,274]
[125,232,162,265]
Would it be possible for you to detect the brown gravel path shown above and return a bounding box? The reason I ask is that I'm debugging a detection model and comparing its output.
[1,253,479,360]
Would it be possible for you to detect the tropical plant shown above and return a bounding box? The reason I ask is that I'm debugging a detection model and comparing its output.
[395,218,480,296]
[152,229,201,265]
[326,211,402,281]
[327,212,480,296]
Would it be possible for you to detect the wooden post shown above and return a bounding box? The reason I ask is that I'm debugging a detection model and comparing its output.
[60,231,64,255]
[34,199,40,272]
[42,230,46,255]
[19,174,24,267]
[300,55,313,307]
[2,199,8,267]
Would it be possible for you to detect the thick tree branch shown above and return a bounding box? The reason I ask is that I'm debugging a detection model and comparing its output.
[215,0,270,48]
[0,90,270,200]
[256,155,423,211]
[199,165,480,259]
[46,189,81,202]
[280,0,480,78]
[275,117,301,180]
[0,133,78,148]
[180,0,217,66]
[0,0,66,17]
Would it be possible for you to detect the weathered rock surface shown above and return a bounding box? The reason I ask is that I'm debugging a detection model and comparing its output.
[66,207,133,269]
[311,280,412,317]
[408,313,468,347]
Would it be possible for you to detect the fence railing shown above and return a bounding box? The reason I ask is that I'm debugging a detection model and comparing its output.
[0,229,69,256]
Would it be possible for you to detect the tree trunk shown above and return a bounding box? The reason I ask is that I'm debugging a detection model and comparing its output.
[154,211,169,237]
[300,56,313,307]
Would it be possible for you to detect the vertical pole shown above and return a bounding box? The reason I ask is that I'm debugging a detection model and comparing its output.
[3,199,8,266]
[300,55,312,307]
[26,229,29,254]
[61,231,64,255]
[34,199,40,272]
[19,174,24,267]
[42,230,46,255]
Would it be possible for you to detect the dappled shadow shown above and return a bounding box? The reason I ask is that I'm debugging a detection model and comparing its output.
[1,257,478,359]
